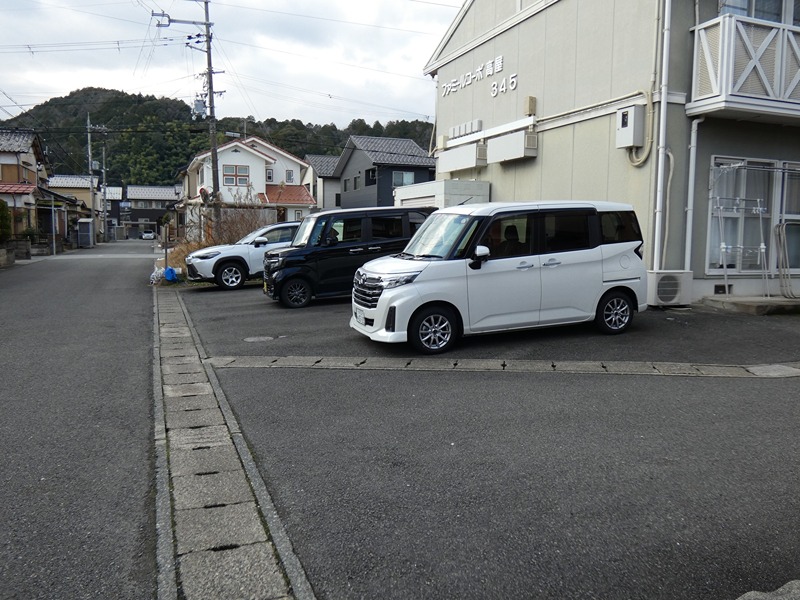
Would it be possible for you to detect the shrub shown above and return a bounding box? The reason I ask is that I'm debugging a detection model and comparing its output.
[0,200,11,244]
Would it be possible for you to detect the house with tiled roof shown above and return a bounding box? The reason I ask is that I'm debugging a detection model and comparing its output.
[0,129,91,250]
[332,136,435,208]
[126,184,180,237]
[180,136,315,241]
[303,154,341,210]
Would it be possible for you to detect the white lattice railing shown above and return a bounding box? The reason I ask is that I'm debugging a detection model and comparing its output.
[691,14,800,112]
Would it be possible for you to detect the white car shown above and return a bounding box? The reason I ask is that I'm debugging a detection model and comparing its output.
[141,230,156,240]
[185,222,300,290]
[351,201,647,353]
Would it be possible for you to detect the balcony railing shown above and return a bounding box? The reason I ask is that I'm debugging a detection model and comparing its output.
[687,14,800,122]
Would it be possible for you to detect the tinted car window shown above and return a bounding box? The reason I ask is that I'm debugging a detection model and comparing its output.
[600,211,642,243]
[331,216,363,242]
[372,216,404,239]
[543,211,592,252]
[481,215,531,258]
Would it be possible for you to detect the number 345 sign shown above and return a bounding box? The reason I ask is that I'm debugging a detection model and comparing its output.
[491,73,518,97]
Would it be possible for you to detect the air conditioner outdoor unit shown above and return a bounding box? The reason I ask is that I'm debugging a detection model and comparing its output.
[476,144,488,161]
[647,270,693,306]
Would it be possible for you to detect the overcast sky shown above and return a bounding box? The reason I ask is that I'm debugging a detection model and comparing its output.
[0,0,461,128]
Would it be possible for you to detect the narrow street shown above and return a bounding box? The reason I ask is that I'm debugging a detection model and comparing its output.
[0,241,157,599]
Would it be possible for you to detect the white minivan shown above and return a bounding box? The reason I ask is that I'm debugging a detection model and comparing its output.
[350,201,648,353]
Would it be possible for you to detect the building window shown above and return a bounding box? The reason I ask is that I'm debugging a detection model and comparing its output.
[366,168,377,186]
[223,165,249,186]
[343,179,350,192]
[286,169,294,183]
[266,168,273,182]
[392,171,415,187]
[353,175,361,190]
[199,169,205,185]
[720,0,784,23]
[295,210,303,221]
[706,157,775,274]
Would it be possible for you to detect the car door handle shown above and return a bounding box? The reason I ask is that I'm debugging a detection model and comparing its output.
[543,259,561,267]
[367,246,382,251]
[515,262,536,270]
[349,248,365,254]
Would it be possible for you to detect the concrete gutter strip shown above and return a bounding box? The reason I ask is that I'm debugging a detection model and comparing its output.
[155,289,307,600]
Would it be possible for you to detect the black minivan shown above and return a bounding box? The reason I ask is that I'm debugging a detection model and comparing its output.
[263,206,435,308]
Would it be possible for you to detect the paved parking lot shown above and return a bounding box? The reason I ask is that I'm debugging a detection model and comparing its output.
[162,283,800,600]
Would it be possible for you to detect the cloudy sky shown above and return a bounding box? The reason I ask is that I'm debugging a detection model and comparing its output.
[0,0,462,127]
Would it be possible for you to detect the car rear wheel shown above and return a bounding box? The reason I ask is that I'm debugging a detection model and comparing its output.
[215,262,246,290]
[595,290,633,334]
[409,306,459,354]
[280,278,311,308]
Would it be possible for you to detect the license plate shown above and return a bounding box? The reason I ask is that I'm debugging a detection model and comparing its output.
[355,308,365,325]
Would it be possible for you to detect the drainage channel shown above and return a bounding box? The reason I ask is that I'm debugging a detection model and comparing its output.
[153,288,315,600]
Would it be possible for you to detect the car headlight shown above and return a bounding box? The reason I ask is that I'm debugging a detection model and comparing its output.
[265,256,284,270]
[192,250,220,261]
[381,272,421,289]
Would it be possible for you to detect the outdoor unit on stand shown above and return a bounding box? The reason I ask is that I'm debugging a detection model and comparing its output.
[646,270,693,306]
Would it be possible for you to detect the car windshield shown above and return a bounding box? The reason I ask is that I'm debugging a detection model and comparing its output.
[403,212,482,259]
[235,228,269,245]
[291,215,326,247]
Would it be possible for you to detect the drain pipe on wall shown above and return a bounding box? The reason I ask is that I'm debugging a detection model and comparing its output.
[653,0,672,272]
[684,116,704,271]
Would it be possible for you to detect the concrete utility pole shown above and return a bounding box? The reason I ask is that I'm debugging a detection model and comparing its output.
[153,0,222,239]
[86,114,95,245]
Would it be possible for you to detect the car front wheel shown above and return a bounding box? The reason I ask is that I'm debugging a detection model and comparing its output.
[595,290,634,334]
[215,262,246,290]
[409,306,459,354]
[280,278,311,308]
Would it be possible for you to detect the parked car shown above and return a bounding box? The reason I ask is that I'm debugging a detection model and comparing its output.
[263,206,435,308]
[141,230,156,240]
[350,201,647,353]
[185,221,300,290]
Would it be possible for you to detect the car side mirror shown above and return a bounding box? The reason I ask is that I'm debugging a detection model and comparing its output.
[324,236,338,246]
[253,236,268,247]
[469,245,490,270]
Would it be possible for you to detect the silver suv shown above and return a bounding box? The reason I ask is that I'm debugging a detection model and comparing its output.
[185,222,299,290]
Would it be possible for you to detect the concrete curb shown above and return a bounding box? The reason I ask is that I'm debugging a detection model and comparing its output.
[154,288,309,600]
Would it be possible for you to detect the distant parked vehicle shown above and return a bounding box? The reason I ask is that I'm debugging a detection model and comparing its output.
[263,206,434,308]
[140,230,156,240]
[185,222,300,290]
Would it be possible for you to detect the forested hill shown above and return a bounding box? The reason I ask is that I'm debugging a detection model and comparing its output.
[1,87,434,186]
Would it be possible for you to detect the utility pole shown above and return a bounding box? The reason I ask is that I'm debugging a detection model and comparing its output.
[153,0,222,239]
[102,143,108,242]
[86,114,95,245]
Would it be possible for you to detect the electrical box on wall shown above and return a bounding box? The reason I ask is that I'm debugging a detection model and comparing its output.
[615,105,644,148]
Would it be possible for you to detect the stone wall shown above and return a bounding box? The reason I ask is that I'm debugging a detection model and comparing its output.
[0,248,15,267]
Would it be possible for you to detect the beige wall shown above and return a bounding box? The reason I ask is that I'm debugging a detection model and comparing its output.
[431,0,665,262]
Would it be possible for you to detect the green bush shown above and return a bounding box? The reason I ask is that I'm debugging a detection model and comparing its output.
[0,200,11,244]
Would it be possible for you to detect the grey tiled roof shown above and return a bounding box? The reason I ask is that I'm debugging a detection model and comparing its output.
[0,129,36,153]
[49,174,97,189]
[127,185,181,200]
[349,136,435,167]
[305,154,339,178]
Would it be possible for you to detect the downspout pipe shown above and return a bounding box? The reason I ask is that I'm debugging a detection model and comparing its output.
[685,116,704,272]
[653,0,672,272]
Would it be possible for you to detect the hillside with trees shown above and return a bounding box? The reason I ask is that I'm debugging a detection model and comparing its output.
[0,88,434,186]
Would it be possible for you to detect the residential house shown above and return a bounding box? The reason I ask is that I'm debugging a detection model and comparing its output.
[180,136,316,241]
[404,0,800,303]
[126,184,181,237]
[0,129,82,244]
[303,154,341,210]
[332,136,436,208]
[47,175,99,243]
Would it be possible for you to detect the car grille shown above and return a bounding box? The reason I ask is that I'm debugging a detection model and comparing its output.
[352,274,383,309]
